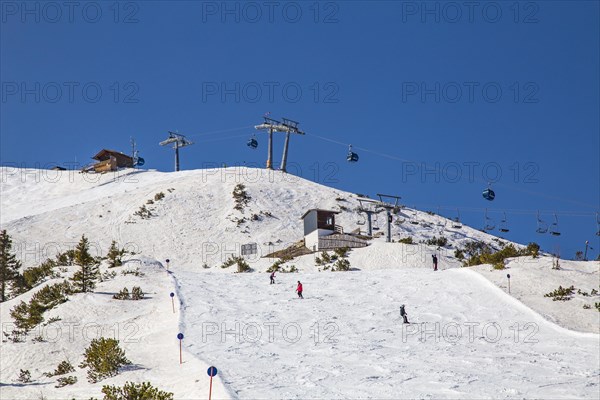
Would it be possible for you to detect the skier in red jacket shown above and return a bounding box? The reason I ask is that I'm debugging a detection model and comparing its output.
[296,281,303,299]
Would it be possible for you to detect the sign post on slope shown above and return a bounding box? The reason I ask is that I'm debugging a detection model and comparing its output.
[177,333,184,364]
[207,366,218,400]
[506,274,511,294]
[166,259,170,272]
[170,292,175,313]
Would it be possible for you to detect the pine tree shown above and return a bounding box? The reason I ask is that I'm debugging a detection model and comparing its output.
[0,230,21,302]
[107,241,123,268]
[71,235,100,293]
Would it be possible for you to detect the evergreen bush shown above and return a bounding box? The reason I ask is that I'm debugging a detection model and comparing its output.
[79,337,131,383]
[101,381,174,400]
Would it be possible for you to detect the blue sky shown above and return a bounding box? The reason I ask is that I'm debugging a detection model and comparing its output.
[1,1,599,259]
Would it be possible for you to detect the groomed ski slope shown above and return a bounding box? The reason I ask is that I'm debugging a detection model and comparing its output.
[175,267,599,399]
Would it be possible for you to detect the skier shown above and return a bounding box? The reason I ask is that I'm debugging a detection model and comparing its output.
[432,254,438,271]
[400,304,409,324]
[270,271,276,284]
[296,281,303,299]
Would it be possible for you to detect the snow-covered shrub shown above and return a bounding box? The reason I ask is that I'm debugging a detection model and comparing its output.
[426,236,448,247]
[525,242,540,258]
[101,381,174,400]
[80,337,131,383]
[11,301,44,331]
[398,237,414,245]
[134,205,152,219]
[16,369,31,383]
[44,360,75,377]
[107,241,124,268]
[333,258,351,271]
[333,247,350,258]
[544,285,575,301]
[113,288,130,300]
[232,184,250,211]
[55,375,77,388]
[236,258,251,273]
[20,259,58,290]
[154,192,165,201]
[121,268,144,277]
[131,286,144,300]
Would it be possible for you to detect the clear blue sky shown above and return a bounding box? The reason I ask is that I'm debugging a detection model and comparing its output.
[1,1,599,259]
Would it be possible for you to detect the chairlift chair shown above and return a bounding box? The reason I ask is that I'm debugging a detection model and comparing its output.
[409,208,420,225]
[356,214,366,226]
[347,145,359,162]
[536,211,548,234]
[436,207,446,227]
[372,213,380,230]
[596,213,600,236]
[483,209,495,231]
[499,212,510,233]
[451,209,463,229]
[549,213,561,236]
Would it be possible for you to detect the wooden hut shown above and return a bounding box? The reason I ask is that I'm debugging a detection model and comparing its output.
[84,149,133,173]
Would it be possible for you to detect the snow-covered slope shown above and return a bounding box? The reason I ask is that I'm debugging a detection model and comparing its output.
[1,167,598,399]
[0,167,509,271]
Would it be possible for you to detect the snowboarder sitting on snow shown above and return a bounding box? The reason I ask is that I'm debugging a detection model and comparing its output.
[432,254,438,271]
[400,304,409,324]
[270,271,276,284]
[296,281,303,299]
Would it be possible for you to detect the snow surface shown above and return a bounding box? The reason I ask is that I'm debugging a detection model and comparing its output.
[1,167,599,399]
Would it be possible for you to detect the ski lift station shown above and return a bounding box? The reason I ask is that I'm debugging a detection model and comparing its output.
[301,209,368,251]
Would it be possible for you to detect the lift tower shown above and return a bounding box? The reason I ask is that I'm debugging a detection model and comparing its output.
[159,131,194,172]
[254,116,305,172]
[376,194,402,243]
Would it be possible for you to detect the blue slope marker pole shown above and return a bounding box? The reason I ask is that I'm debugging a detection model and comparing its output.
[170,292,175,313]
[207,366,218,400]
[177,333,184,364]
[507,274,511,294]
[166,258,170,272]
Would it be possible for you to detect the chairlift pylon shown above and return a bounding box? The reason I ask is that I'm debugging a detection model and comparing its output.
[536,211,548,234]
[549,213,561,236]
[499,212,510,233]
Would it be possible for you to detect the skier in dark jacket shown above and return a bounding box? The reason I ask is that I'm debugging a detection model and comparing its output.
[400,304,409,324]
[296,281,303,299]
[270,272,276,284]
[432,254,438,271]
